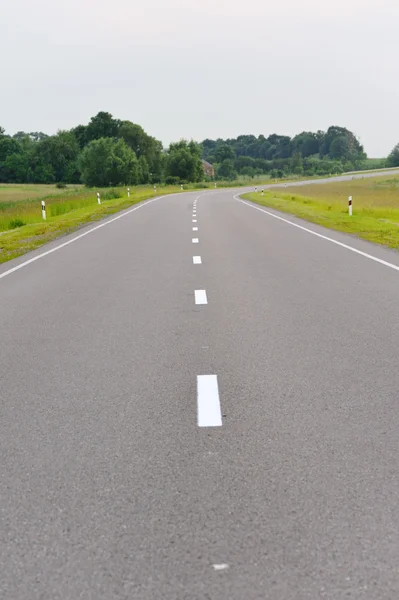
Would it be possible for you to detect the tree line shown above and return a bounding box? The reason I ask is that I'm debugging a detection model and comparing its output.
[202,127,376,179]
[1,114,397,186]
[0,112,204,187]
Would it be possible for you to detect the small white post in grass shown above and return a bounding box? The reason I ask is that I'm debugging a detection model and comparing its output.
[214,182,217,188]
[255,187,258,193]
[154,185,157,192]
[261,189,264,196]
[181,184,184,190]
[348,196,353,216]
[97,192,101,205]
[127,187,130,198]
[41,200,46,220]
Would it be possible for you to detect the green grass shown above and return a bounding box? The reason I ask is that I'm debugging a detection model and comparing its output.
[242,175,399,249]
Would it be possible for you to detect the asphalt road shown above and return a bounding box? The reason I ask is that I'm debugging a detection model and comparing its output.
[1,184,399,599]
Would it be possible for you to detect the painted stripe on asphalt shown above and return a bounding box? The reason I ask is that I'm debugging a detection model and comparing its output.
[192,219,197,223]
[192,238,199,243]
[195,289,207,304]
[235,195,399,273]
[193,227,198,231]
[193,256,202,264]
[197,375,222,427]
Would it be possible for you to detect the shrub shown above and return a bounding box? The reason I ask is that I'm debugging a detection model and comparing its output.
[8,218,25,229]
[56,182,67,189]
[102,189,122,200]
[165,176,180,185]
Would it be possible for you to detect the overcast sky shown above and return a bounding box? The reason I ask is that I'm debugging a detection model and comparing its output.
[1,0,398,156]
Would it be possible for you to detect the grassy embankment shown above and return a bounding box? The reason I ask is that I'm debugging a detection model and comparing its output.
[242,175,399,249]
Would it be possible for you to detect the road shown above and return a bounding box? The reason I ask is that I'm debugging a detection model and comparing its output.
[1,184,399,599]
[262,168,399,190]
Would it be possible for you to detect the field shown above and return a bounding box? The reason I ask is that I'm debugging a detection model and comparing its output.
[243,175,399,249]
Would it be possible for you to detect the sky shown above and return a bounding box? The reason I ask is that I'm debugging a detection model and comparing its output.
[1,0,398,157]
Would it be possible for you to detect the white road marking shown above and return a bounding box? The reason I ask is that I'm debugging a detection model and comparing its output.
[0,195,177,282]
[213,564,229,571]
[197,375,222,427]
[192,219,197,223]
[193,256,202,264]
[235,195,399,274]
[193,227,198,231]
[192,238,199,243]
[195,289,207,304]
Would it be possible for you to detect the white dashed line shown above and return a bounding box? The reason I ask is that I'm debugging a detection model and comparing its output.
[194,289,207,304]
[213,564,229,571]
[192,219,197,223]
[192,238,199,243]
[197,375,222,427]
[193,256,202,264]
[193,227,198,231]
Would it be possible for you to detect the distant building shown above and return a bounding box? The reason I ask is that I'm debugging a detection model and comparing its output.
[201,159,215,178]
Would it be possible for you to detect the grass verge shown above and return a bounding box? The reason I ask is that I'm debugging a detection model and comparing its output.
[242,175,399,250]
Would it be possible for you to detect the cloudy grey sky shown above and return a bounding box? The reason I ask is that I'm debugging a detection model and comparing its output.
[1,0,398,156]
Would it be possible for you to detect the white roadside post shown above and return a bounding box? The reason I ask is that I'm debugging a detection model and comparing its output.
[255,186,258,193]
[97,192,101,205]
[154,185,157,192]
[261,189,264,196]
[348,196,353,216]
[214,182,217,188]
[181,184,184,190]
[41,200,46,220]
[127,187,130,198]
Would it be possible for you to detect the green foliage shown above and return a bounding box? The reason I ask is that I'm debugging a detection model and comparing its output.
[202,126,368,177]
[165,140,203,182]
[85,112,120,144]
[79,138,139,187]
[8,218,25,229]
[216,159,237,180]
[102,189,122,200]
[387,143,399,167]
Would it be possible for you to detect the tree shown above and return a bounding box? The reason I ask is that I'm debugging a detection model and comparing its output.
[387,143,399,167]
[291,132,319,157]
[217,159,237,180]
[33,131,80,182]
[214,144,236,163]
[138,155,150,183]
[329,136,350,160]
[85,112,121,144]
[166,140,203,182]
[79,138,139,187]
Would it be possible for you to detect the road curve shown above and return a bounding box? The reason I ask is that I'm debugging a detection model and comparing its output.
[1,188,399,599]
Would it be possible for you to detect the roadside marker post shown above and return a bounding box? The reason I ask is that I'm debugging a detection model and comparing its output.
[255,187,258,193]
[214,182,217,188]
[41,200,46,220]
[97,192,101,205]
[348,196,353,216]
[261,189,264,196]
[181,184,184,190]
[127,187,130,198]
[154,185,157,192]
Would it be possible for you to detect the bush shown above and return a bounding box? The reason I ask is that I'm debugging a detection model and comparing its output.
[102,189,122,200]
[165,176,180,185]
[8,218,25,229]
[56,182,67,189]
